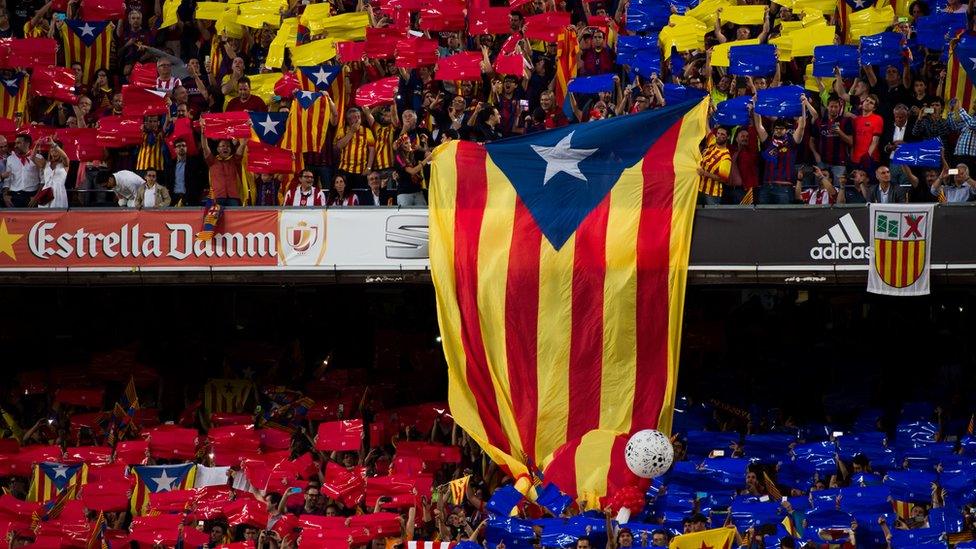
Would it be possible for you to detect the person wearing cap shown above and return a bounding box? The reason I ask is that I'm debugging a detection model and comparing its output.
[752,95,808,204]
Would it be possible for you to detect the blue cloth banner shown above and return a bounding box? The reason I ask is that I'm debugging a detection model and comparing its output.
[487,517,536,544]
[617,35,661,75]
[859,32,905,67]
[626,0,671,31]
[567,74,616,94]
[536,483,573,516]
[890,140,942,168]
[487,485,524,516]
[713,96,752,126]
[813,45,860,77]
[915,12,968,51]
[883,470,938,502]
[729,44,778,76]
[754,85,805,117]
[662,84,708,105]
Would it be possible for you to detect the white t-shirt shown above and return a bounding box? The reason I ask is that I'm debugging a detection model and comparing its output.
[113,170,145,207]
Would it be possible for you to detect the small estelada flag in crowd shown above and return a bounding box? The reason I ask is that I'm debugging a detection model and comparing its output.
[130,463,196,516]
[669,527,736,549]
[867,203,935,297]
[28,462,88,503]
[448,475,470,505]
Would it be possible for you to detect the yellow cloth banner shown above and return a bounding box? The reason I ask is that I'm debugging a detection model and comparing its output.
[247,72,284,103]
[160,0,180,27]
[669,527,737,549]
[720,5,766,25]
[659,17,707,57]
[237,13,281,28]
[770,34,793,59]
[196,2,231,20]
[267,17,298,68]
[289,39,337,65]
[709,38,761,67]
[300,2,334,26]
[789,24,835,56]
[309,12,369,40]
[686,0,727,26]
[804,62,834,92]
[773,0,836,12]
[216,8,244,38]
[848,4,894,40]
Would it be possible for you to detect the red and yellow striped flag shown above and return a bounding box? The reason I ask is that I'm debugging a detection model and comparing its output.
[669,527,736,549]
[554,29,578,108]
[60,20,114,85]
[27,462,88,503]
[281,91,331,155]
[429,99,709,499]
[945,33,976,114]
[0,74,29,121]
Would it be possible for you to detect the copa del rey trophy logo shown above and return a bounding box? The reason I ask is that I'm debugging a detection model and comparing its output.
[286,221,318,254]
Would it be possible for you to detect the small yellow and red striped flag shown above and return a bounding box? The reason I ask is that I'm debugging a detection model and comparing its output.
[448,475,470,505]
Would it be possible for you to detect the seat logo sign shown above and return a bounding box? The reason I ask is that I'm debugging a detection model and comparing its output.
[385,214,428,260]
[809,213,873,260]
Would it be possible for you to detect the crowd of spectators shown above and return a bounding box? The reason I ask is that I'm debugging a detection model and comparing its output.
[0,0,972,209]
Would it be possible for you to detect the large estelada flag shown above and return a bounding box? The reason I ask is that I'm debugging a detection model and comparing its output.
[428,99,708,496]
[945,32,976,114]
[867,203,934,297]
[27,462,88,503]
[668,527,736,549]
[130,463,196,515]
[0,74,29,121]
[60,20,114,85]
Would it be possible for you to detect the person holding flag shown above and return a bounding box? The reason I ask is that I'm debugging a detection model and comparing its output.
[200,118,247,208]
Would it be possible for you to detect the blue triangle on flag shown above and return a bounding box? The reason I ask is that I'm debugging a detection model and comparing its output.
[39,462,81,491]
[249,111,289,146]
[298,65,341,90]
[484,100,696,250]
[132,463,193,493]
[295,90,323,109]
[65,20,111,47]
[956,35,976,85]
[0,74,23,96]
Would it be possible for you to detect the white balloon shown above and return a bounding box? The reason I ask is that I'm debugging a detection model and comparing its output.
[624,429,674,479]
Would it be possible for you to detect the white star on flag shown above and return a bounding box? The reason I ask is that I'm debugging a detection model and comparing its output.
[152,469,177,492]
[78,22,96,37]
[311,67,331,85]
[531,131,598,185]
[51,464,70,478]
[969,57,976,70]
[258,115,280,135]
[852,0,865,7]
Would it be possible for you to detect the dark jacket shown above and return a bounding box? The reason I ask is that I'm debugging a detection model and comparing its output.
[164,154,207,206]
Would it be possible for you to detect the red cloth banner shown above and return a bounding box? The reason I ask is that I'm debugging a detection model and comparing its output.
[395,38,439,69]
[336,41,367,63]
[121,85,167,116]
[31,66,78,104]
[418,0,466,31]
[494,53,525,76]
[201,111,251,139]
[128,62,158,89]
[80,0,126,20]
[365,28,405,59]
[96,115,144,147]
[247,141,295,174]
[435,52,484,81]
[469,7,513,35]
[354,77,399,107]
[55,128,103,161]
[523,11,571,41]
[315,419,364,451]
[54,387,105,407]
[12,38,57,67]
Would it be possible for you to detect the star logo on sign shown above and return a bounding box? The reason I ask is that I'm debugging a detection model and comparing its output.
[531,131,598,185]
[152,469,177,492]
[311,67,332,85]
[78,22,96,36]
[0,219,23,260]
[258,115,280,135]
[51,464,70,478]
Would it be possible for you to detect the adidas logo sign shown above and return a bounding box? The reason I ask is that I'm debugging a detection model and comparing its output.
[809,213,873,260]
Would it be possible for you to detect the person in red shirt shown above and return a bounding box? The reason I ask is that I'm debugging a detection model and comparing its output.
[539,91,568,129]
[200,118,246,207]
[852,94,883,172]
[578,29,615,76]
[225,77,267,113]
[726,126,759,204]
